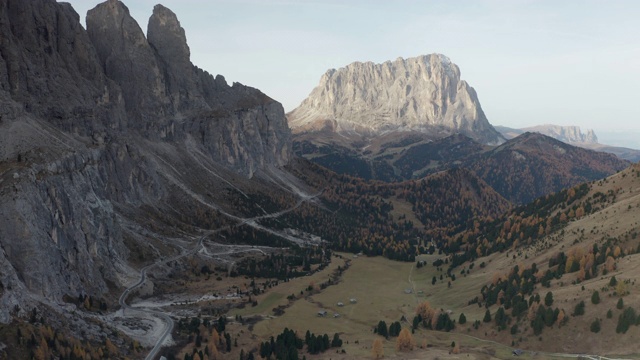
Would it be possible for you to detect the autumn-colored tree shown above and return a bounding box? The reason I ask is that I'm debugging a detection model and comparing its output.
[33,338,49,360]
[416,301,436,325]
[565,256,575,273]
[105,338,118,357]
[211,329,220,346]
[208,342,219,360]
[395,328,414,352]
[616,281,627,296]
[556,309,566,326]
[604,256,616,272]
[372,338,384,359]
[614,246,622,258]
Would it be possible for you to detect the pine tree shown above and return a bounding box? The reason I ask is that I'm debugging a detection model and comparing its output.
[458,313,467,325]
[483,309,492,323]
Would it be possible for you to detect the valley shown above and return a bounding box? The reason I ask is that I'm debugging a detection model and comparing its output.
[1,1,640,359]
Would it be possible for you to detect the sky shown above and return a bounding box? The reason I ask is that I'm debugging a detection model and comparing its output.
[64,0,640,148]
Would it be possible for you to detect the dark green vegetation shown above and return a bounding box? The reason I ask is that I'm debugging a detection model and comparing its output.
[258,328,342,359]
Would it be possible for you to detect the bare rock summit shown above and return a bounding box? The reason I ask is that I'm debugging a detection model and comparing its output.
[288,54,504,145]
[521,124,598,144]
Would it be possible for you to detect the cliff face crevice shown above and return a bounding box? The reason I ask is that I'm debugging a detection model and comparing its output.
[288,54,503,145]
[0,0,290,320]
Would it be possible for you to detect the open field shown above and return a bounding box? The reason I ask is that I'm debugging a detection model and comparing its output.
[224,251,636,359]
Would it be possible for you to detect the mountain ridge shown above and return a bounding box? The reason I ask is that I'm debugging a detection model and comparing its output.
[497,124,640,162]
[496,124,598,144]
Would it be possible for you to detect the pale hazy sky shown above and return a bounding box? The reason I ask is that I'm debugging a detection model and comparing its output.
[64,0,640,148]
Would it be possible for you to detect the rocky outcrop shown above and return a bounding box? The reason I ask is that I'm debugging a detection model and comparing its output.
[288,54,503,145]
[496,125,598,144]
[521,124,598,144]
[0,0,291,321]
[496,125,640,162]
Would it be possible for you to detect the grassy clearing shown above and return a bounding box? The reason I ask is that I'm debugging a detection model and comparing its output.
[230,254,348,318]
[245,253,552,359]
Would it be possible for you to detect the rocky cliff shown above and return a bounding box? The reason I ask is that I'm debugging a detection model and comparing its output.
[288,54,504,145]
[0,0,290,321]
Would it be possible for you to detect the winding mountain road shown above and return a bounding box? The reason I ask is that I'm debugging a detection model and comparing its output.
[117,191,320,359]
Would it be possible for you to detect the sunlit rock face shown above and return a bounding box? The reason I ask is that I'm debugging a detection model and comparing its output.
[288,54,503,145]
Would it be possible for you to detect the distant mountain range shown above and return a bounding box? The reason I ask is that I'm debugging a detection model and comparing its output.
[496,125,640,162]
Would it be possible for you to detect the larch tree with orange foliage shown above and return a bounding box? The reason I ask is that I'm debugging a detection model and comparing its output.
[605,256,616,272]
[372,338,384,359]
[557,309,566,326]
[395,328,414,352]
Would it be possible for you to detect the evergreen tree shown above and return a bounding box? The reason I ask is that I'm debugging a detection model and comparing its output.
[376,321,389,339]
[574,301,586,316]
[483,309,492,323]
[591,291,601,305]
[458,313,467,325]
[331,333,342,347]
[616,307,637,333]
[495,307,507,329]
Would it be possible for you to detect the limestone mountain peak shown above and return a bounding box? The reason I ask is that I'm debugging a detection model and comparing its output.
[288,54,504,145]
